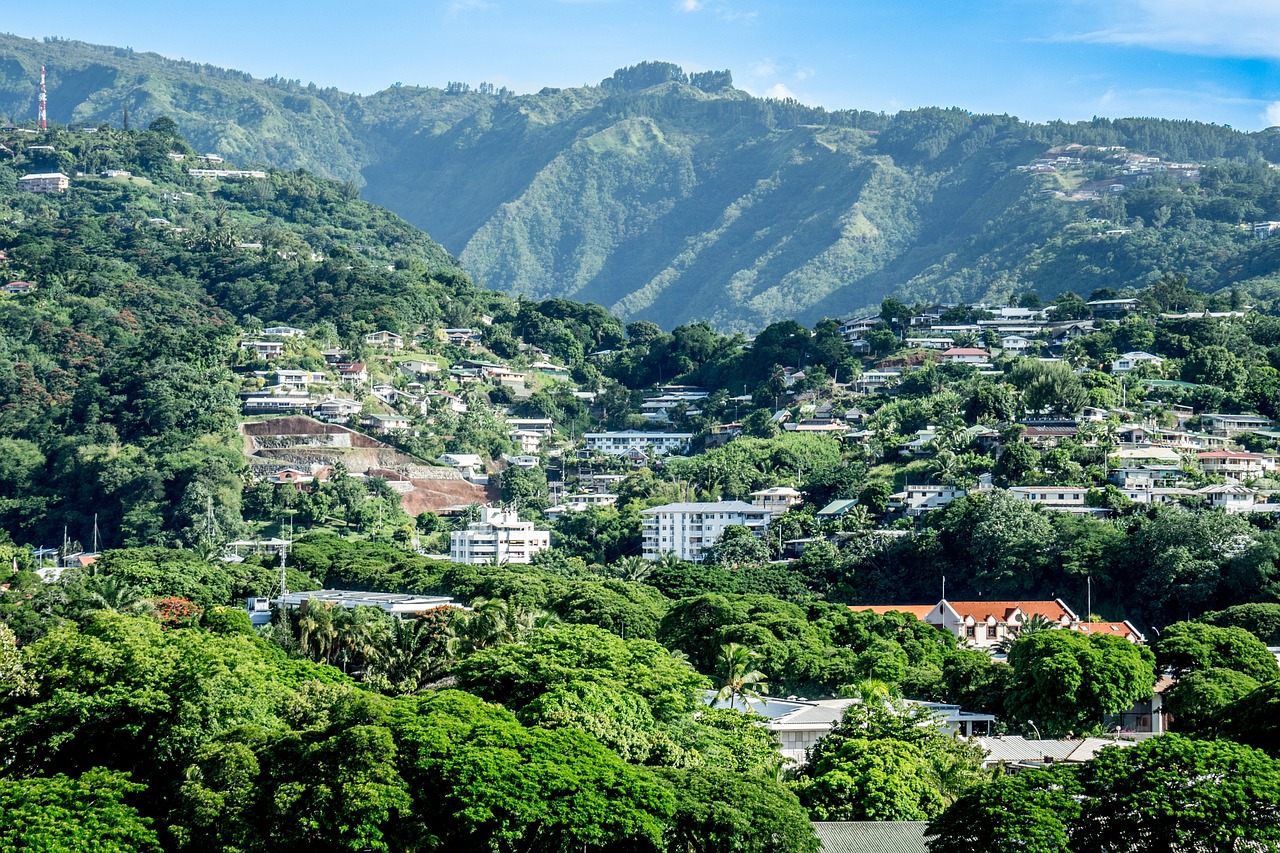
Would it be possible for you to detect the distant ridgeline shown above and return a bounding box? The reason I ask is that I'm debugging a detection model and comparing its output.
[3,38,1280,330]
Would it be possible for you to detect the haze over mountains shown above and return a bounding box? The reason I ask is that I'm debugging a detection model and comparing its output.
[4,34,1280,331]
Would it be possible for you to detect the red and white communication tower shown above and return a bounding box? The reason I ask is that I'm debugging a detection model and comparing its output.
[38,66,47,130]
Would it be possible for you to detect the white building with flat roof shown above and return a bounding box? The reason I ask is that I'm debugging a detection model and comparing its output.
[640,500,770,562]
[583,431,693,457]
[449,507,550,565]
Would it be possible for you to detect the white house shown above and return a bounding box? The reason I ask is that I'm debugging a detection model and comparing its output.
[1197,450,1272,482]
[888,485,966,517]
[940,347,991,364]
[749,486,804,515]
[364,330,404,350]
[925,598,1078,650]
[262,326,306,338]
[1110,351,1164,373]
[449,507,550,565]
[1201,413,1274,437]
[640,500,771,562]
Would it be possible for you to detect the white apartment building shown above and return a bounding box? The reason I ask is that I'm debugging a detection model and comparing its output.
[640,501,771,562]
[583,431,693,457]
[18,172,70,193]
[449,507,550,565]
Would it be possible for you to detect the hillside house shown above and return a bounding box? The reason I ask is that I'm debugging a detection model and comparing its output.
[336,363,368,384]
[925,599,1078,649]
[940,347,991,364]
[361,413,412,435]
[1087,298,1140,319]
[314,398,362,421]
[1111,351,1164,373]
[749,486,804,515]
[364,330,404,350]
[3,281,36,295]
[1201,413,1274,437]
[1197,450,1272,481]
[261,325,306,338]
[441,328,483,347]
[240,340,284,359]
[888,485,967,517]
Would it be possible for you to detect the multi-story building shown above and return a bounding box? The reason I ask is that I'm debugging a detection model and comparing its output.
[583,431,693,457]
[1197,450,1272,482]
[640,501,771,562]
[18,172,70,193]
[449,507,550,565]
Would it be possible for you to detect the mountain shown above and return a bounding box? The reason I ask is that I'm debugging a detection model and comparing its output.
[4,36,1280,330]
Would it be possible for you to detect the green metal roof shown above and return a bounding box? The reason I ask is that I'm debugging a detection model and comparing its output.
[813,822,930,853]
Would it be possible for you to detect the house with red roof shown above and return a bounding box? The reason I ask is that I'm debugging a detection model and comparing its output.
[940,347,991,364]
[1197,450,1272,481]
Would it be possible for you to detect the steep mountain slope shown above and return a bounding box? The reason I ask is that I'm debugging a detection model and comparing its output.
[4,36,1280,330]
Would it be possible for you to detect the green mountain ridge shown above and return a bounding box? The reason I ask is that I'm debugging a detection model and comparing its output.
[4,36,1280,330]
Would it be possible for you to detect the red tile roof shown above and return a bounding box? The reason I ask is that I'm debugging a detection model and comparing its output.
[945,599,1075,623]
[1198,451,1263,459]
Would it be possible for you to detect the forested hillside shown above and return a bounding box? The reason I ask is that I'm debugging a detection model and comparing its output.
[4,37,1280,329]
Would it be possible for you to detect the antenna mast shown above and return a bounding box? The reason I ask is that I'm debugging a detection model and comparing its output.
[38,66,47,131]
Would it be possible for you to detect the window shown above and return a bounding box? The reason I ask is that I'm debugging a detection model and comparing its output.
[987,626,998,639]
[965,626,976,639]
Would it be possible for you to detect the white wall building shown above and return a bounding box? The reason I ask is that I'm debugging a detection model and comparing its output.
[449,507,550,565]
[640,500,771,562]
[583,431,693,457]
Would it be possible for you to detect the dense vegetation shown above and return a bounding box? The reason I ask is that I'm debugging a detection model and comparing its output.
[1,85,1280,851]
[3,38,1280,329]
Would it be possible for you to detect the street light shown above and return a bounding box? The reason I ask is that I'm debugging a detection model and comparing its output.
[1025,719,1041,740]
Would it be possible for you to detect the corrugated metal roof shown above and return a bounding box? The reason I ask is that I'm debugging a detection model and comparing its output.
[813,822,929,853]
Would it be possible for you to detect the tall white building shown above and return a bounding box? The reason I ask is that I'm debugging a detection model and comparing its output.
[449,507,550,565]
[640,501,771,562]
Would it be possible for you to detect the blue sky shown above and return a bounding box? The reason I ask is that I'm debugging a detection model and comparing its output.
[5,0,1280,130]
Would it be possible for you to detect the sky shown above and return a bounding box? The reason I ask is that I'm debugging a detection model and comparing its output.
[4,0,1280,130]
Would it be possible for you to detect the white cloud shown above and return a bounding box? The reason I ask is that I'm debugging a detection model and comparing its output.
[1063,0,1280,59]
[763,83,798,100]
[679,0,701,10]
[1265,101,1280,128]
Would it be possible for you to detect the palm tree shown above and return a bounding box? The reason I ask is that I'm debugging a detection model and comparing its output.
[333,605,392,674]
[82,575,153,616]
[614,555,652,583]
[297,600,339,662]
[715,642,769,710]
[371,617,445,694]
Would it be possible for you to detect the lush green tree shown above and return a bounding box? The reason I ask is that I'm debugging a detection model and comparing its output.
[1164,666,1262,737]
[1074,734,1280,851]
[925,767,1081,853]
[658,765,820,853]
[0,768,161,853]
[1004,630,1155,737]
[1199,602,1280,645]
[1154,621,1280,682]
[1218,680,1280,757]
[453,624,707,723]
